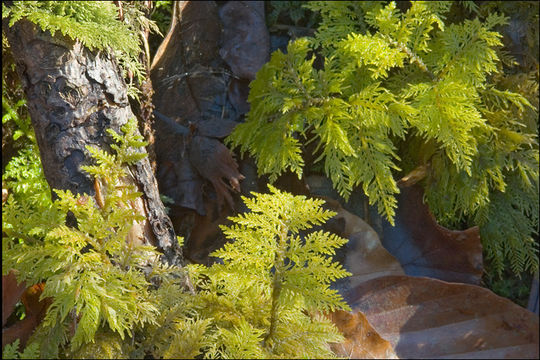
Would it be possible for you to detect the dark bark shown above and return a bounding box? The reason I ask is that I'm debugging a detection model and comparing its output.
[3,18,183,267]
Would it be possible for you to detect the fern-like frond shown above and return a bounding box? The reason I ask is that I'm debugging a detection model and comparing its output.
[3,1,151,98]
[427,13,508,86]
[476,172,539,276]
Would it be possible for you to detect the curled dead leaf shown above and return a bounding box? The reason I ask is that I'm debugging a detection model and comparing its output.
[322,197,404,290]
[189,135,244,212]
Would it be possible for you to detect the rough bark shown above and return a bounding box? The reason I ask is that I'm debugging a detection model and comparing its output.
[3,18,183,266]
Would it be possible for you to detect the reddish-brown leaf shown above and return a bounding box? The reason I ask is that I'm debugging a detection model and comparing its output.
[189,135,244,212]
[2,279,51,350]
[347,275,539,359]
[382,185,483,284]
[311,189,536,359]
[156,154,205,215]
[328,310,398,359]
[317,198,403,358]
[2,271,27,327]
[151,1,249,221]
[186,199,234,265]
[306,176,483,285]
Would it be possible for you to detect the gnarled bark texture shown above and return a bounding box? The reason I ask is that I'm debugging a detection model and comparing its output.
[3,18,183,266]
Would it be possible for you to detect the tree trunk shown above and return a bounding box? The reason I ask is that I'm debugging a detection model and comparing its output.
[3,18,184,266]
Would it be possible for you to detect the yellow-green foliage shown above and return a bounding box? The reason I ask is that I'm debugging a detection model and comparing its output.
[144,185,350,359]
[2,1,158,100]
[3,120,350,358]
[2,146,58,241]
[2,96,34,143]
[3,1,139,56]
[3,33,35,147]
[3,119,163,357]
[227,1,538,275]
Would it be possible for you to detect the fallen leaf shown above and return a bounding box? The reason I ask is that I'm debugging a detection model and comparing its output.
[227,78,251,115]
[152,2,221,79]
[312,197,403,358]
[2,316,39,350]
[186,199,233,265]
[197,118,239,139]
[156,149,205,215]
[307,175,483,285]
[20,283,48,318]
[382,185,483,285]
[2,271,27,327]
[219,1,270,80]
[347,275,539,359]
[328,310,398,359]
[2,276,51,349]
[321,197,404,290]
[307,177,534,358]
[189,135,244,212]
[151,1,247,221]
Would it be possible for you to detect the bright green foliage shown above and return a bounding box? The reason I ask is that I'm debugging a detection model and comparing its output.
[81,120,148,183]
[150,1,173,36]
[2,1,157,99]
[474,171,538,275]
[227,1,538,275]
[3,119,350,358]
[2,146,61,245]
[67,329,133,359]
[2,97,34,143]
[227,37,408,223]
[2,34,35,146]
[422,76,539,275]
[3,1,139,56]
[2,119,161,357]
[145,185,350,359]
[304,1,376,54]
[424,1,539,276]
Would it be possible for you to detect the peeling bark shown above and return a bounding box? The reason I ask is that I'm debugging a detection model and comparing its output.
[3,19,183,266]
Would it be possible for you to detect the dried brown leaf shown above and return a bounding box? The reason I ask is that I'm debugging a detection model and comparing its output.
[348,275,539,359]
[382,185,483,284]
[329,310,398,359]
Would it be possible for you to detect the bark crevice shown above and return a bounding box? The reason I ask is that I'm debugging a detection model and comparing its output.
[4,18,183,266]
